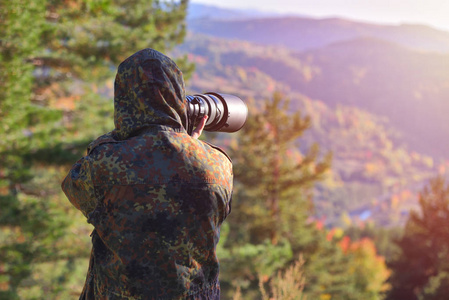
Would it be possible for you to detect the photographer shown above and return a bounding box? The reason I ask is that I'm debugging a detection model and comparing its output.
[62,49,233,299]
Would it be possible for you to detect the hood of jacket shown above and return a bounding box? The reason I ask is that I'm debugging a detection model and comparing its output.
[112,48,188,140]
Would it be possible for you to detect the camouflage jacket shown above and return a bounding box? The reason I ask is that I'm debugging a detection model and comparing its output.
[62,49,233,299]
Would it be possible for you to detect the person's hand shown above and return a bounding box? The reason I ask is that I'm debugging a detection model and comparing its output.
[191,115,208,139]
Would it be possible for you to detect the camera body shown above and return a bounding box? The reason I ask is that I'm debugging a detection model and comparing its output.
[186,93,248,134]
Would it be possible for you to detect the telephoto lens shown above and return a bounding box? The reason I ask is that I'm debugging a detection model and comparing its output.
[186,92,248,134]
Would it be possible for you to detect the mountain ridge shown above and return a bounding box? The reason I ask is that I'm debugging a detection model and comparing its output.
[187,12,449,53]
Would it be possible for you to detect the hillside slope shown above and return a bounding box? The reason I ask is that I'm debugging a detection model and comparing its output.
[175,34,447,226]
[179,33,449,159]
[292,38,449,158]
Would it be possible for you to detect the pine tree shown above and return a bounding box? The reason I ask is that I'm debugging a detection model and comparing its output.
[219,92,332,297]
[0,0,191,297]
[0,2,67,298]
[387,176,449,300]
[228,92,331,247]
[219,92,390,299]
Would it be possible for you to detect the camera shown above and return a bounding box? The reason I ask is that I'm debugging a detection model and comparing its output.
[186,92,248,134]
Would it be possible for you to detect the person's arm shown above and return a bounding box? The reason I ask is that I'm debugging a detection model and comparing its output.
[61,156,96,217]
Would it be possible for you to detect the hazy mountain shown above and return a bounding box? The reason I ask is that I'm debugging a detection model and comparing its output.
[175,32,448,226]
[291,37,449,158]
[188,16,449,52]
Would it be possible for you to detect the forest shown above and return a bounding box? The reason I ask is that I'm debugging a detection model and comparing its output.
[1,1,449,299]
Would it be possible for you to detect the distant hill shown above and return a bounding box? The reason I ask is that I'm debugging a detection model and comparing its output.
[292,37,449,158]
[188,16,449,52]
[174,33,448,226]
[179,33,449,159]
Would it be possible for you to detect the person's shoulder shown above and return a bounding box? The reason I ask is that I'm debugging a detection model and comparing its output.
[201,141,232,164]
[87,132,121,155]
[201,141,233,187]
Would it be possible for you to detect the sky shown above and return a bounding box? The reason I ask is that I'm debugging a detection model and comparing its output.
[192,0,449,32]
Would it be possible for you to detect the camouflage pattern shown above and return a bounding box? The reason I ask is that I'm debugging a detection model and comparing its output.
[62,49,233,299]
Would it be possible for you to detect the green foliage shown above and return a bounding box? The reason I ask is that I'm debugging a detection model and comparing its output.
[1,0,190,297]
[303,233,363,300]
[386,176,449,300]
[347,238,391,299]
[220,237,294,286]
[44,0,189,78]
[344,223,402,261]
[228,92,331,246]
[213,93,368,299]
[419,272,449,300]
[0,1,67,296]
[216,92,390,299]
[259,255,306,300]
[216,93,328,298]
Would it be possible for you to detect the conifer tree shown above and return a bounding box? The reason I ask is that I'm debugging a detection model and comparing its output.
[220,92,389,299]
[1,0,191,297]
[219,92,332,297]
[228,92,331,247]
[386,176,449,300]
[1,2,66,298]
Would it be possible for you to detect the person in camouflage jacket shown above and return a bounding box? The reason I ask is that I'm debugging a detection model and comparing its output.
[62,49,233,299]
